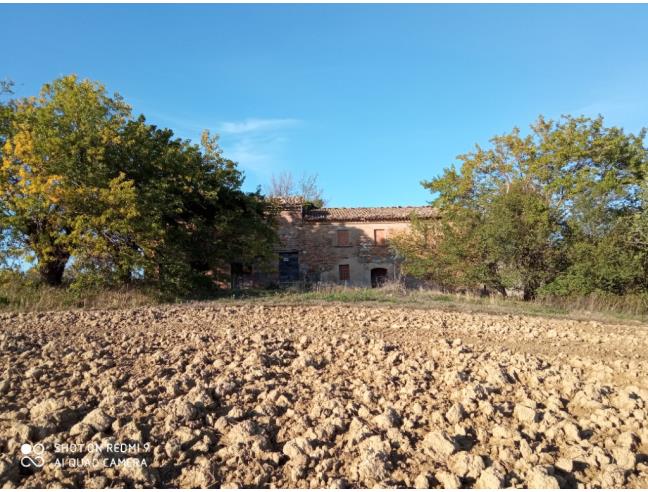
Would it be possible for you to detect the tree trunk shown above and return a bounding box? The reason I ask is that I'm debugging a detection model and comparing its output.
[523,286,535,301]
[38,253,70,286]
[117,265,132,285]
[495,285,507,297]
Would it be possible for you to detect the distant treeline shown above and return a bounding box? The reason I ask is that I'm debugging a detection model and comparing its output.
[392,115,648,301]
[0,76,276,295]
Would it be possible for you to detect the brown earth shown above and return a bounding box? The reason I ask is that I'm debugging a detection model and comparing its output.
[1,303,647,488]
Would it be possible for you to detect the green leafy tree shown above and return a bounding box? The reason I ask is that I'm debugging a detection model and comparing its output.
[105,118,276,293]
[634,179,648,249]
[66,173,145,287]
[479,182,562,299]
[0,75,131,285]
[396,115,648,299]
[389,213,443,281]
[1,75,277,292]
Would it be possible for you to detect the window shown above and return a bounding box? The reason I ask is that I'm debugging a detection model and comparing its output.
[339,264,350,281]
[337,230,350,247]
[374,229,386,245]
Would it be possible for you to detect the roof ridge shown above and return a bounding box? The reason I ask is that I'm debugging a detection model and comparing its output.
[316,205,433,210]
[302,205,438,222]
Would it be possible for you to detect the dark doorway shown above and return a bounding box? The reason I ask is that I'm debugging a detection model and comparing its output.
[371,268,388,288]
[231,262,253,289]
[279,252,299,284]
[231,262,244,290]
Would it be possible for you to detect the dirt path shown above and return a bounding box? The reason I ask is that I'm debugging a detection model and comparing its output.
[1,303,647,488]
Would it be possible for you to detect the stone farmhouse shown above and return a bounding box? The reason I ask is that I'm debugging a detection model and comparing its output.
[254,199,437,287]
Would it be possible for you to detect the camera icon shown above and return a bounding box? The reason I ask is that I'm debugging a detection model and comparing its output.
[20,443,45,468]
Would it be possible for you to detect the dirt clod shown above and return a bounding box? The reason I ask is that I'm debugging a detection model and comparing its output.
[1,302,647,487]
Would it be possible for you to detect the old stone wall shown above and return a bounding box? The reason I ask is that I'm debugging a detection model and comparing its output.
[276,206,303,252]
[254,205,426,287]
[293,220,412,285]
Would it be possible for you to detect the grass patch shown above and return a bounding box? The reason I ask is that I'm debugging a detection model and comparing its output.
[0,271,161,312]
[0,284,161,312]
[242,285,648,325]
[1,271,646,326]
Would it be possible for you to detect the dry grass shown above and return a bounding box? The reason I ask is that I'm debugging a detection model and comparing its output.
[0,282,159,312]
[253,282,648,325]
[538,291,648,318]
[1,274,647,325]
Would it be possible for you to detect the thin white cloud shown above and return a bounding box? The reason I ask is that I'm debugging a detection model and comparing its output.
[228,140,272,171]
[217,119,301,181]
[219,118,301,134]
[224,133,287,175]
[568,96,648,132]
[141,112,300,138]
[139,110,301,180]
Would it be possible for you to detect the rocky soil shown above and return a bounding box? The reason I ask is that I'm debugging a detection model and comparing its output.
[1,303,647,488]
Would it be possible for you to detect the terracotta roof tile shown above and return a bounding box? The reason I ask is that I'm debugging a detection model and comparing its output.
[304,206,438,222]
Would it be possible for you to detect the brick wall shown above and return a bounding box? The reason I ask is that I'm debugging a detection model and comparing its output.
[257,204,432,286]
[280,219,412,285]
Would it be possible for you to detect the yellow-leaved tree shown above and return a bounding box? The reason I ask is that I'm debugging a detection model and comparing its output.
[1,75,278,293]
[0,75,133,285]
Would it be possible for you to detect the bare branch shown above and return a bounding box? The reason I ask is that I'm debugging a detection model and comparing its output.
[268,171,295,198]
[267,171,326,207]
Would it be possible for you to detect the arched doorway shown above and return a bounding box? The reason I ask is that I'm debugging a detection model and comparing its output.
[371,268,388,288]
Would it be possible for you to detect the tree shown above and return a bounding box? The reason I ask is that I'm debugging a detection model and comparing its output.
[633,179,648,249]
[0,75,131,285]
[0,75,278,292]
[269,171,295,199]
[105,118,277,292]
[396,115,648,299]
[65,172,145,286]
[0,79,12,96]
[0,79,14,269]
[0,78,15,187]
[268,171,325,207]
[479,182,562,299]
[389,214,443,281]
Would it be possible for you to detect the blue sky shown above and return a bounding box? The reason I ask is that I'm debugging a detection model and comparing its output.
[2,4,648,207]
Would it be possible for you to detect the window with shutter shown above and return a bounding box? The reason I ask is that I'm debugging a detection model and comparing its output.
[339,264,350,281]
[337,230,350,247]
[374,229,386,245]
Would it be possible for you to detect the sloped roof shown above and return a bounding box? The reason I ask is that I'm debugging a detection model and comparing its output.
[304,206,438,222]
